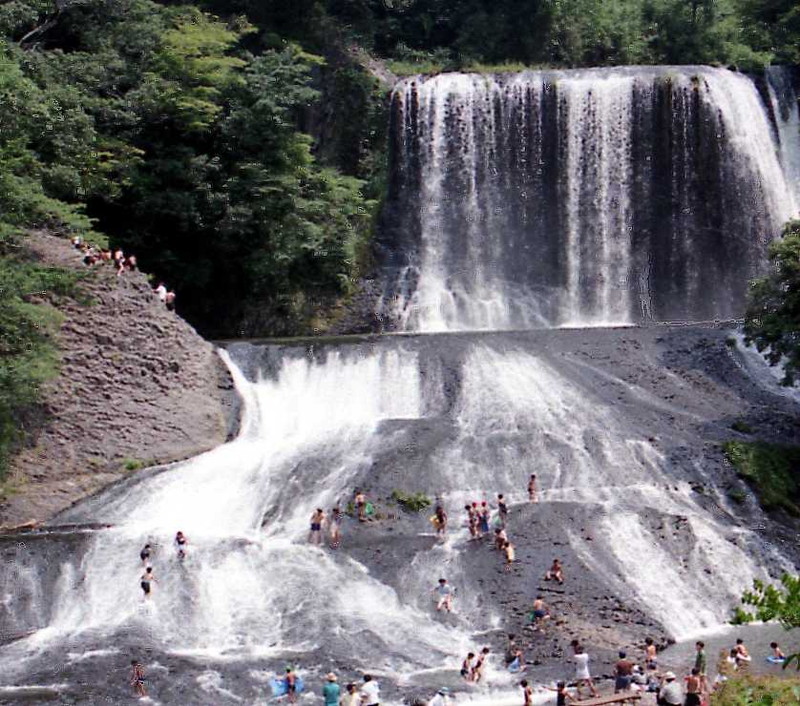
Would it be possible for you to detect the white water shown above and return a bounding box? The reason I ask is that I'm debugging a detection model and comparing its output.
[766,66,800,207]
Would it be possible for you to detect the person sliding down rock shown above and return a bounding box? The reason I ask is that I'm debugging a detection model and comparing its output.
[544,558,564,584]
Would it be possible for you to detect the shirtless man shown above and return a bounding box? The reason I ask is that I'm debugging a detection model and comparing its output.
[140,567,156,599]
[528,474,538,502]
[684,668,702,706]
[645,637,658,670]
[309,508,325,545]
[531,595,550,629]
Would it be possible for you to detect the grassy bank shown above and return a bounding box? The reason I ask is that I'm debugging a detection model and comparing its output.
[711,675,800,705]
[723,440,800,516]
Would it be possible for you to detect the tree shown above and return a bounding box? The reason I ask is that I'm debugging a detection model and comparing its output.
[744,220,800,385]
[734,574,800,669]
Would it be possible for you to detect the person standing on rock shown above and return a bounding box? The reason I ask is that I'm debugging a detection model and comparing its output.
[684,668,702,706]
[433,578,454,612]
[130,659,146,697]
[360,674,380,706]
[322,672,340,706]
[614,650,634,692]
[530,595,550,629]
[572,643,599,699]
[309,508,325,545]
[140,566,156,599]
[466,504,478,539]
[328,506,342,548]
[503,540,515,571]
[354,490,367,522]
[528,474,538,503]
[645,637,658,670]
[520,679,533,706]
[460,652,475,681]
[693,641,707,692]
[497,494,508,528]
[479,502,490,536]
[472,647,490,682]
[432,504,448,537]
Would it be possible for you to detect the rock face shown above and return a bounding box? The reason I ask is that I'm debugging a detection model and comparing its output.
[0,233,232,528]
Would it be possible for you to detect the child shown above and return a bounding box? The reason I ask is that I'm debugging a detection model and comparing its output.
[544,558,564,584]
[130,660,146,697]
[433,578,454,612]
[528,474,538,502]
[546,681,574,706]
[520,679,533,706]
[140,567,156,599]
[503,540,515,571]
[174,531,188,560]
[645,637,658,670]
[460,652,475,681]
[472,647,490,682]
[770,641,786,661]
[329,506,342,548]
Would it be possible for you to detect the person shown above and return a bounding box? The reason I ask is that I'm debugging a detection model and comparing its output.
[694,641,707,692]
[428,687,451,706]
[479,502,490,536]
[322,672,340,706]
[461,652,475,680]
[504,634,519,666]
[530,596,550,629]
[497,494,508,527]
[360,674,380,706]
[572,643,598,698]
[433,578,454,612]
[165,290,176,311]
[472,647,490,682]
[684,668,702,706]
[770,641,786,661]
[432,505,448,536]
[494,527,508,551]
[140,566,156,598]
[130,659,146,697]
[528,474,538,502]
[174,531,187,559]
[734,638,751,667]
[645,637,658,670]
[329,506,342,548]
[285,666,298,704]
[309,508,325,545]
[343,682,360,706]
[521,679,533,706]
[139,543,152,565]
[544,558,564,584]
[545,681,574,706]
[658,672,683,706]
[466,504,479,539]
[355,490,367,522]
[614,650,634,693]
[503,540,515,571]
[154,282,167,302]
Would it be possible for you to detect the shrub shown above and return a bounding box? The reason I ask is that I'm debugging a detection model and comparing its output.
[390,490,432,512]
[722,441,800,515]
[711,675,800,705]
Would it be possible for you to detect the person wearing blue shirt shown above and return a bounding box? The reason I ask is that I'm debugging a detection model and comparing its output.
[322,673,340,706]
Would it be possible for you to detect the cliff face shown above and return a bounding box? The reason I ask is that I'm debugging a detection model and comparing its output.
[0,233,232,528]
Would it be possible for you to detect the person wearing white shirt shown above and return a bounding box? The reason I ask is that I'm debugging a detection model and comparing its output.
[360,674,380,706]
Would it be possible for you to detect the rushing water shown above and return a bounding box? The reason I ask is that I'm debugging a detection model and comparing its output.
[2,65,800,704]
[383,67,799,331]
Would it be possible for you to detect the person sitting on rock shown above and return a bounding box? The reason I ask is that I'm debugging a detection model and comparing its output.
[153,282,167,302]
[544,558,564,584]
[165,290,176,311]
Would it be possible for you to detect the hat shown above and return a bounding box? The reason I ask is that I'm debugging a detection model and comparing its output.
[438,687,450,694]
[326,673,337,681]
[664,671,676,680]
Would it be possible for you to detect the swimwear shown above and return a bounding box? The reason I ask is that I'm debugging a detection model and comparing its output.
[140,580,151,594]
[685,694,701,706]
[615,675,632,691]
[311,523,321,531]
[140,550,150,561]
[533,609,546,619]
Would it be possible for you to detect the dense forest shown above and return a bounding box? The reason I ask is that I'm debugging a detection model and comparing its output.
[1,0,799,472]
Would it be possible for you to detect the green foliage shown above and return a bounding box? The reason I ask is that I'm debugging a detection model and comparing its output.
[711,675,800,705]
[722,440,800,515]
[744,220,800,386]
[121,457,146,471]
[390,489,432,512]
[733,575,800,673]
[730,420,753,434]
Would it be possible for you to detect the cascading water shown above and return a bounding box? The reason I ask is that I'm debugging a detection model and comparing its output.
[383,67,798,331]
[3,66,800,705]
[766,66,800,206]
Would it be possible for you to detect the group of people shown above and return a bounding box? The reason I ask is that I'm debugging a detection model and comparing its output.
[72,235,139,275]
[152,281,177,311]
[137,531,188,598]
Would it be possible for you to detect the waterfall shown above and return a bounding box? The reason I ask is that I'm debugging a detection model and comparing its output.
[766,66,800,206]
[386,67,798,332]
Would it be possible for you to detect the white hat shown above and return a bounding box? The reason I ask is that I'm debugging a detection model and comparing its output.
[664,671,676,680]
[326,673,337,681]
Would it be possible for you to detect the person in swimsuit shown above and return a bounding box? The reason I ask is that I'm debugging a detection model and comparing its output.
[285,666,297,704]
[544,558,564,584]
[770,642,785,660]
[528,474,538,502]
[460,652,475,680]
[309,508,325,545]
[130,659,146,696]
[503,540,515,571]
[472,647,490,682]
[433,505,448,536]
[497,494,508,527]
[521,679,533,706]
[734,638,751,665]
[328,506,342,548]
[174,531,187,559]
[494,527,508,551]
[140,567,156,598]
[645,637,658,670]
[433,578,454,612]
[139,544,152,565]
[530,596,550,628]
[684,668,702,706]
[466,504,478,539]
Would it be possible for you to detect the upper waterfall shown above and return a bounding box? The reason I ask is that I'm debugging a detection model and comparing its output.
[381,66,799,333]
